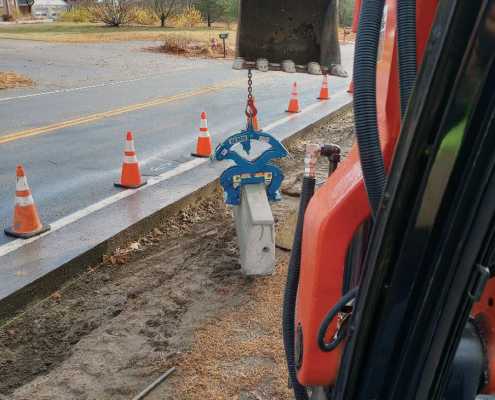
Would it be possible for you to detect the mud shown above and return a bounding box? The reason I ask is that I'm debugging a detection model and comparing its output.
[0,108,354,400]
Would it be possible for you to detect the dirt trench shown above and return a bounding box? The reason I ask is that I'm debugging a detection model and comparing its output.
[0,108,355,400]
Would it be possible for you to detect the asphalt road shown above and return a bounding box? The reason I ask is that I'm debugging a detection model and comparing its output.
[0,39,354,245]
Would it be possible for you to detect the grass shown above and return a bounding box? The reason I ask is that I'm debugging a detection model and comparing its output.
[0,71,33,89]
[0,22,237,43]
[0,22,352,47]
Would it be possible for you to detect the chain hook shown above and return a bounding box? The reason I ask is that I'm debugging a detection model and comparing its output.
[245,69,257,124]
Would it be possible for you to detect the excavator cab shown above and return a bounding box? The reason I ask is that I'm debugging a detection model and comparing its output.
[235,0,346,76]
[237,0,495,399]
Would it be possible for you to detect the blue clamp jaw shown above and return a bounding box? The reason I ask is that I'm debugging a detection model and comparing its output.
[215,124,288,206]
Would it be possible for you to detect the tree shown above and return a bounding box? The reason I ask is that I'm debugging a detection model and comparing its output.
[92,0,133,26]
[339,0,354,27]
[224,0,238,24]
[149,0,176,27]
[195,0,227,27]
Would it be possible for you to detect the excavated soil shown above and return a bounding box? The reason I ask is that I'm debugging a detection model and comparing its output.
[0,108,354,400]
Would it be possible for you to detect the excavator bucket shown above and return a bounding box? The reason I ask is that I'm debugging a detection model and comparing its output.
[234,0,345,75]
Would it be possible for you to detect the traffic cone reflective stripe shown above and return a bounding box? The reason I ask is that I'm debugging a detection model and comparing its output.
[124,134,136,152]
[192,112,213,158]
[318,75,330,100]
[200,117,208,135]
[114,131,147,189]
[124,137,138,164]
[124,154,138,163]
[5,165,50,239]
[286,82,301,113]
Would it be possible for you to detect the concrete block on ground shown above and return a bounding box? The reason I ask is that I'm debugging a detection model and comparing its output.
[234,184,275,276]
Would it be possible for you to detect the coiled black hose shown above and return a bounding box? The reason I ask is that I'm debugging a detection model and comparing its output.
[318,287,359,352]
[282,176,316,400]
[397,0,417,117]
[353,0,387,216]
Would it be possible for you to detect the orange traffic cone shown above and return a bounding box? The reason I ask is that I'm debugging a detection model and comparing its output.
[192,112,213,158]
[286,82,301,113]
[114,131,147,189]
[5,165,50,239]
[347,80,354,94]
[318,75,330,100]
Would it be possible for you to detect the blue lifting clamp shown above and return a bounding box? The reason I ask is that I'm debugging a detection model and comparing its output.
[215,113,289,206]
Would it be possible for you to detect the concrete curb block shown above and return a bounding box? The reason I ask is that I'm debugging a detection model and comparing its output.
[0,96,352,323]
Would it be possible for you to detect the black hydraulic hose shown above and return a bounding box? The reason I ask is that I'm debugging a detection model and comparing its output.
[353,0,387,216]
[397,0,417,117]
[318,287,359,352]
[282,176,316,400]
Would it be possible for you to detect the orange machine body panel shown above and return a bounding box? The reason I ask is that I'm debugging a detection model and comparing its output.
[351,0,362,33]
[473,281,495,392]
[295,0,438,386]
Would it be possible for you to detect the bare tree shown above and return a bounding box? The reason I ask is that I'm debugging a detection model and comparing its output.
[149,0,176,27]
[195,0,228,27]
[92,0,133,27]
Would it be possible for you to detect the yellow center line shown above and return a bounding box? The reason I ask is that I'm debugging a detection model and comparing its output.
[0,77,246,145]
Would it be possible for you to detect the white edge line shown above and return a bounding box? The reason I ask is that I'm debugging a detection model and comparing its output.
[0,157,207,258]
[0,93,350,258]
[264,91,348,132]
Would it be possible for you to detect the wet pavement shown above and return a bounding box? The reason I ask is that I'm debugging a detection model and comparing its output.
[0,40,354,247]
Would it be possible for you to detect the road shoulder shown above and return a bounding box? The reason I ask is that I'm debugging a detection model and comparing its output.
[0,108,355,400]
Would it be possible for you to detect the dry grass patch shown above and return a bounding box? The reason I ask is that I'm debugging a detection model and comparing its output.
[154,33,236,58]
[0,72,33,89]
[169,109,356,400]
[172,258,293,400]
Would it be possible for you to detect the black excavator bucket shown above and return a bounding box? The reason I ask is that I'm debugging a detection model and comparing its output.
[235,0,346,75]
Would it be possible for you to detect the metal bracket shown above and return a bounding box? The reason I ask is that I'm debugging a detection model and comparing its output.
[215,124,288,205]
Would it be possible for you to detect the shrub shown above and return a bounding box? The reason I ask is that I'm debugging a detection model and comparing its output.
[160,33,234,58]
[161,34,191,54]
[167,6,202,28]
[92,0,134,27]
[132,7,158,25]
[148,0,176,27]
[58,7,92,23]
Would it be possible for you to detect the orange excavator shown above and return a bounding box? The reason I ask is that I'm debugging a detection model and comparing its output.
[236,0,495,399]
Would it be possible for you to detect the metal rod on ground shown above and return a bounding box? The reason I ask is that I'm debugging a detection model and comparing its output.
[131,367,176,400]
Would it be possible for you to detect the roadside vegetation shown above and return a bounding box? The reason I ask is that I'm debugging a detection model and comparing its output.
[0,0,353,59]
[56,0,237,28]
[0,0,238,47]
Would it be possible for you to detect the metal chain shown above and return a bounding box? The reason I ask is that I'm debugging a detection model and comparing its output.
[247,69,253,100]
[245,68,257,121]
